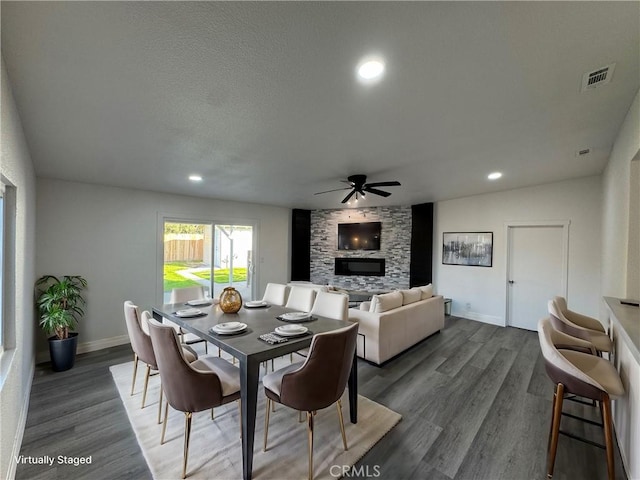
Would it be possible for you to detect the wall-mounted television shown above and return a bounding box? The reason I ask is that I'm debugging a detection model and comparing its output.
[337,222,381,250]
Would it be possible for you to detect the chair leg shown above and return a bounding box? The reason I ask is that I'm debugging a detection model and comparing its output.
[204,342,208,354]
[141,364,151,408]
[158,386,164,424]
[298,410,304,423]
[336,399,348,450]
[161,401,169,445]
[263,398,271,451]
[602,394,615,480]
[218,346,221,357]
[182,412,193,479]
[547,383,564,478]
[130,354,139,396]
[211,408,215,420]
[307,411,314,480]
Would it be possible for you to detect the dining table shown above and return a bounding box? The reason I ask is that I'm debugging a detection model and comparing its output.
[152,300,358,480]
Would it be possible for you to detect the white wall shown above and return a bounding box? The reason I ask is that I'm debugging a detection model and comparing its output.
[602,88,640,299]
[35,179,290,355]
[434,176,602,324]
[0,57,37,480]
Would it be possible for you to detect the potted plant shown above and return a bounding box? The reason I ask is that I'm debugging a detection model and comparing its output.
[35,275,87,371]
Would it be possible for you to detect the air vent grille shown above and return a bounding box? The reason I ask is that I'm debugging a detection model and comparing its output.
[581,63,616,92]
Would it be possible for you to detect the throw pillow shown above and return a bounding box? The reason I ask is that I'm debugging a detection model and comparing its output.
[400,289,421,305]
[419,284,433,300]
[369,291,403,313]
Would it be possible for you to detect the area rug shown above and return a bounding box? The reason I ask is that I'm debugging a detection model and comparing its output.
[110,358,401,479]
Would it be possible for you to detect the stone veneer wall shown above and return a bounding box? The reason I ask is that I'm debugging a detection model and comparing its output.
[310,206,412,290]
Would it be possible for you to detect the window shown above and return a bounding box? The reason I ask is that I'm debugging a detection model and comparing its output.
[0,179,16,357]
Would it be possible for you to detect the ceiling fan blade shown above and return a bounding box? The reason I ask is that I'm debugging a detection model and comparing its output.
[365,181,401,188]
[363,187,392,197]
[341,190,357,204]
[314,187,351,195]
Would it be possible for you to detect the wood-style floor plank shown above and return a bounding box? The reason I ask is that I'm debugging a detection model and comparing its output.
[16,317,627,480]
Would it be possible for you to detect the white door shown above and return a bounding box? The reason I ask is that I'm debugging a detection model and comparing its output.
[507,225,566,331]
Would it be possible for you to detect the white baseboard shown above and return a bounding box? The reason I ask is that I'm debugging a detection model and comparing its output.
[7,359,34,480]
[36,334,130,364]
[453,310,505,326]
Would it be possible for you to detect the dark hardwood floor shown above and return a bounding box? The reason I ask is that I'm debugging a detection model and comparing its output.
[16,316,626,479]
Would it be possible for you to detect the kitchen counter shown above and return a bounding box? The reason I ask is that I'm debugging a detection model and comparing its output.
[603,296,640,479]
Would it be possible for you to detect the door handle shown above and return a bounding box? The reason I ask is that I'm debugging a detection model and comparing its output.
[508,280,515,284]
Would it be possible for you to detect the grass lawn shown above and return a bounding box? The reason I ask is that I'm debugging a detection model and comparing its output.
[163,262,248,292]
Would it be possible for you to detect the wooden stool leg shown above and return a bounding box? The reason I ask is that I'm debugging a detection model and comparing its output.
[547,383,564,478]
[602,395,615,480]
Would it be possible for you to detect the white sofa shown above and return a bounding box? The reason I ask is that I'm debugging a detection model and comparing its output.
[348,285,445,365]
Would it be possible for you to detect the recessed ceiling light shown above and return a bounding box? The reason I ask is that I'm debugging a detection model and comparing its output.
[188,174,203,182]
[357,57,385,83]
[488,172,502,180]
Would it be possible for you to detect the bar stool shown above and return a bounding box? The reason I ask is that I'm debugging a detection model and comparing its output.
[537,317,624,479]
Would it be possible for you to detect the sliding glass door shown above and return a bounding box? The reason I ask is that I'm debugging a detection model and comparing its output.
[162,221,255,303]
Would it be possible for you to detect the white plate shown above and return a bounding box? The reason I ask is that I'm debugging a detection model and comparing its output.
[215,321,243,330]
[280,312,310,321]
[277,324,307,333]
[245,301,268,308]
[186,299,211,306]
[211,323,247,334]
[275,325,308,337]
[175,308,203,318]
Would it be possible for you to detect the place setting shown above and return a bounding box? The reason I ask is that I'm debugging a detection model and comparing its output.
[276,311,316,323]
[209,321,248,335]
[260,324,311,344]
[243,300,270,309]
[173,307,208,318]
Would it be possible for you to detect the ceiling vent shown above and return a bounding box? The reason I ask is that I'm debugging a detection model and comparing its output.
[581,63,615,92]
[576,148,591,157]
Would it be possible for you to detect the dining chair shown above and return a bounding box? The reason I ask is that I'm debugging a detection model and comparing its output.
[285,286,316,312]
[538,317,624,479]
[123,301,197,420]
[147,317,241,479]
[294,292,349,359]
[261,282,289,306]
[262,322,358,480]
[170,286,209,354]
[548,298,612,354]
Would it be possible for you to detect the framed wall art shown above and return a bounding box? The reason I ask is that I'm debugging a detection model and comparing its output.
[442,232,493,267]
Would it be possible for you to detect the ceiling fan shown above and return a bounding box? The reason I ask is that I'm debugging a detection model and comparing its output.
[314,174,401,204]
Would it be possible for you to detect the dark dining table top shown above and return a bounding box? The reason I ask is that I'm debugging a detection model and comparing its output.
[152,302,354,362]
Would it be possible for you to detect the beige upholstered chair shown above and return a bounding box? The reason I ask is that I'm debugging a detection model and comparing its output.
[261,282,289,306]
[538,318,624,480]
[285,286,317,312]
[170,286,209,354]
[548,298,612,354]
[123,302,197,419]
[263,323,358,480]
[147,318,241,479]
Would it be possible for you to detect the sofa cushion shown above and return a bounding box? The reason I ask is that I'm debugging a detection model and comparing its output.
[419,284,433,300]
[370,291,403,313]
[400,289,421,305]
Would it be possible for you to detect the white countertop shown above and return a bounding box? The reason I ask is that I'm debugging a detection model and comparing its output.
[604,296,640,363]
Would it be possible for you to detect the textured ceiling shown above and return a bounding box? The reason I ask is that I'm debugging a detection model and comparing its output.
[2,2,638,209]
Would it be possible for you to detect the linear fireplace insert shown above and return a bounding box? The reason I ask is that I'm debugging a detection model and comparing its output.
[335,258,385,276]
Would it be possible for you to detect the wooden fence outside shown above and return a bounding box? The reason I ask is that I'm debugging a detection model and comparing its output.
[164,235,204,262]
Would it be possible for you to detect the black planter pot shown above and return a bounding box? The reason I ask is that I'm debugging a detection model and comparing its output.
[48,332,79,372]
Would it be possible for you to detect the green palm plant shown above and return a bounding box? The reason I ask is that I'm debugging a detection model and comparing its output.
[35,275,87,340]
